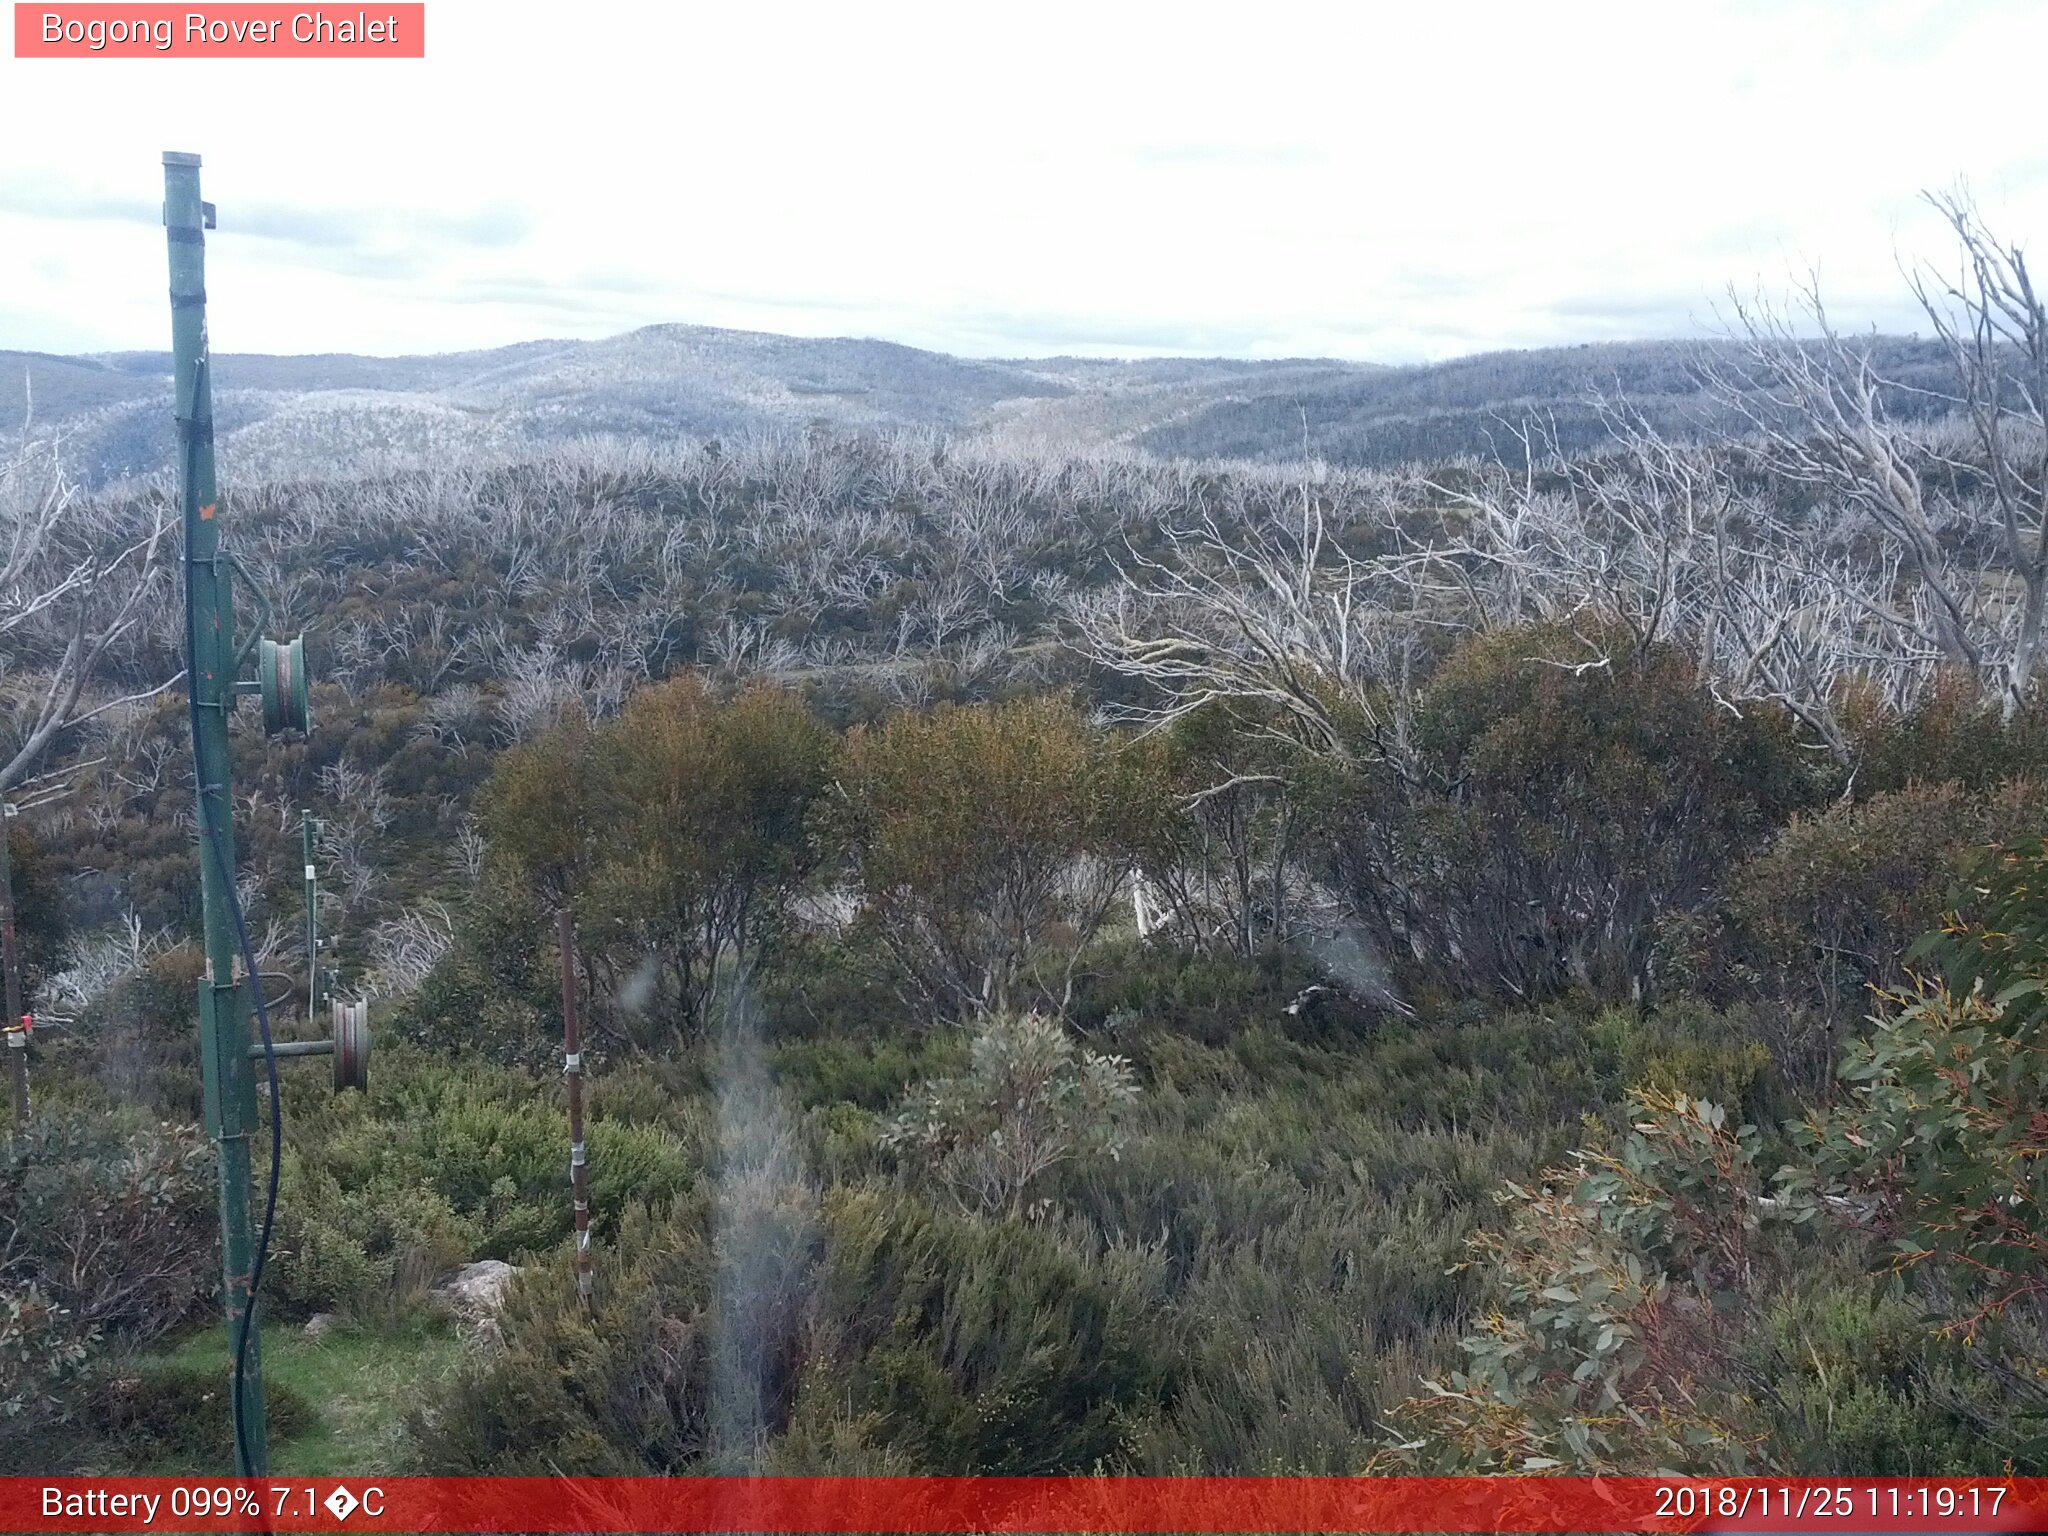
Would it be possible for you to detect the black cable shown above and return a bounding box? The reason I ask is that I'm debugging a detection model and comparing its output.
[183,417,284,1478]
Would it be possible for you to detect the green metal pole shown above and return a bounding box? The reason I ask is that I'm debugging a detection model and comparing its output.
[164,149,268,1477]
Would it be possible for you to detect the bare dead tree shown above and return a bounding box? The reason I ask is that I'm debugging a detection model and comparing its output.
[1421,403,1890,762]
[363,899,456,998]
[36,909,173,1031]
[445,815,487,887]
[1908,190,2048,717]
[497,643,584,741]
[1066,478,1422,767]
[1719,285,1984,675]
[0,429,179,796]
[417,682,495,750]
[1713,197,2048,718]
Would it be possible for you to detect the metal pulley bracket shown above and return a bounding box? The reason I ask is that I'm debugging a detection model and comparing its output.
[242,1001,370,1093]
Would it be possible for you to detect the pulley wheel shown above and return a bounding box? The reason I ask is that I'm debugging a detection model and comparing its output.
[330,998,370,1092]
[259,635,312,735]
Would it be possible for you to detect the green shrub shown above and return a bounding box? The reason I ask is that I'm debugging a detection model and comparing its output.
[316,1051,694,1243]
[1382,1090,1779,1472]
[1723,777,2048,1082]
[755,931,916,1046]
[64,944,207,1115]
[1845,672,2048,795]
[390,936,551,1064]
[1742,1277,2039,1472]
[788,1188,1170,1473]
[0,1102,217,1470]
[832,696,1150,1017]
[273,1166,475,1318]
[0,1284,97,1461]
[481,678,838,1047]
[420,1183,1172,1477]
[3,818,71,1005]
[880,1012,1138,1218]
[1587,999,1781,1129]
[0,1105,214,1341]
[588,1058,714,1134]
[88,1363,313,1467]
[774,1032,961,1113]
[1333,622,1815,1006]
[272,1047,699,1317]
[1068,942,1360,1049]
[1786,838,2048,1336]
[412,1195,720,1473]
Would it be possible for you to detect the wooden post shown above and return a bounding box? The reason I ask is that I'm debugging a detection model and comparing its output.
[558,909,593,1308]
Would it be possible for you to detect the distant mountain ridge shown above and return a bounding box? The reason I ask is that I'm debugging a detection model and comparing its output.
[0,322,1953,485]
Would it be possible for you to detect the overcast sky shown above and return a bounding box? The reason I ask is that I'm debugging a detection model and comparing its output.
[3,0,2045,364]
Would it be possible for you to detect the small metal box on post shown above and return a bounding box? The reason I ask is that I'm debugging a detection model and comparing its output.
[163,149,366,1478]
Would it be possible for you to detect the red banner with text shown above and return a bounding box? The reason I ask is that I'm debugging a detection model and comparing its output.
[6,1477,2048,1534]
[13,4,423,57]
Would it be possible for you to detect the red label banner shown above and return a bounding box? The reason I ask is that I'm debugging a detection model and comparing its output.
[4,1477,2047,1534]
[13,4,424,57]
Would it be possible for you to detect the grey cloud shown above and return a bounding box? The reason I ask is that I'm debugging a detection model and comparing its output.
[0,183,157,224]
[420,205,533,249]
[931,310,1292,357]
[0,185,520,260]
[232,199,532,255]
[692,287,880,316]
[1548,291,1716,326]
[261,242,436,283]
[232,204,372,250]
[436,279,658,321]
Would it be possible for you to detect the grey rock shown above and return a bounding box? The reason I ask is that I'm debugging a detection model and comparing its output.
[434,1258,520,1319]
